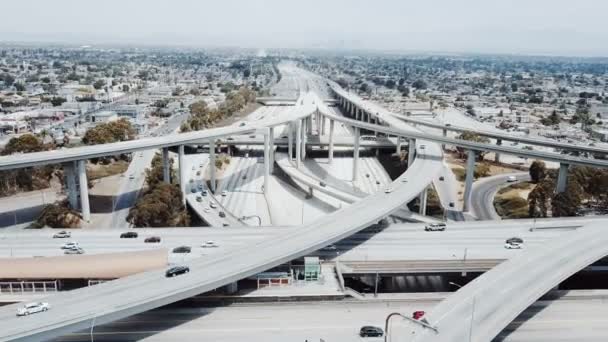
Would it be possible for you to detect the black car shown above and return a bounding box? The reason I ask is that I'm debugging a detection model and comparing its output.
[120,232,138,239]
[319,181,327,187]
[172,246,191,253]
[219,211,226,218]
[506,237,524,244]
[144,236,161,243]
[165,266,189,278]
[360,326,384,337]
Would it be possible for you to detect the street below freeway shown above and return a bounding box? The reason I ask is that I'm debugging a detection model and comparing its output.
[470,173,530,220]
[49,293,608,342]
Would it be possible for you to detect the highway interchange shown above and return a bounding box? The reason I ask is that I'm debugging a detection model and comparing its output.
[0,64,608,341]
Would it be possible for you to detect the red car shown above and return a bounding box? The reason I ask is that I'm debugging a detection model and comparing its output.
[412,311,425,320]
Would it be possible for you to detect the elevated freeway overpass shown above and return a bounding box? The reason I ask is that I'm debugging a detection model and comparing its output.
[407,220,608,342]
[0,89,446,341]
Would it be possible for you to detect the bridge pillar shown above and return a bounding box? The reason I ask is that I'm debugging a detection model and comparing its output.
[263,130,270,195]
[396,137,401,154]
[307,115,313,136]
[495,139,502,163]
[419,186,428,215]
[408,139,416,167]
[556,163,569,193]
[287,122,293,161]
[178,145,186,202]
[442,128,447,150]
[225,281,238,294]
[63,161,79,210]
[367,113,371,124]
[77,160,90,222]
[302,118,308,160]
[209,140,216,193]
[321,114,326,135]
[162,147,170,183]
[296,120,302,168]
[463,149,476,212]
[353,127,360,181]
[269,127,274,173]
[329,119,335,164]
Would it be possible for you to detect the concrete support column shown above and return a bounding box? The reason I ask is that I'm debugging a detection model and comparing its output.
[495,139,502,163]
[77,160,90,222]
[329,119,335,164]
[321,114,326,135]
[442,128,447,150]
[287,122,293,161]
[162,147,170,183]
[178,145,186,202]
[63,162,78,210]
[209,140,216,193]
[269,127,275,173]
[353,127,360,181]
[302,118,307,160]
[263,130,270,195]
[419,186,428,215]
[408,138,416,167]
[396,137,401,154]
[556,163,569,193]
[296,120,302,168]
[307,115,313,135]
[463,149,476,212]
[225,281,238,295]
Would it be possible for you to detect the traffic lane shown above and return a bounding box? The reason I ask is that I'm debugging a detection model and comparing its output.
[53,301,436,342]
[470,173,530,220]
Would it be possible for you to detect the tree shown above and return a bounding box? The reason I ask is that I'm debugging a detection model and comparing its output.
[122,84,130,92]
[127,183,189,227]
[527,179,553,218]
[50,96,67,107]
[412,79,427,90]
[551,183,582,217]
[82,119,136,145]
[93,79,105,90]
[385,79,396,89]
[2,134,46,155]
[31,202,81,228]
[456,131,490,160]
[529,160,547,183]
[1,73,15,86]
[14,82,26,92]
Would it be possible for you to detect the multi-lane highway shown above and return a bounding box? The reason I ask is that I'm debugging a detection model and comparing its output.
[48,293,608,342]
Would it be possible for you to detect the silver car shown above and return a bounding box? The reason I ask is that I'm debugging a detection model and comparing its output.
[16,302,50,316]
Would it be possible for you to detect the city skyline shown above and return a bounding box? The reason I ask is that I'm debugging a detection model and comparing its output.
[1,0,608,56]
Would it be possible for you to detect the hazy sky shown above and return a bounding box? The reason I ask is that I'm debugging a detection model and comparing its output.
[2,0,608,56]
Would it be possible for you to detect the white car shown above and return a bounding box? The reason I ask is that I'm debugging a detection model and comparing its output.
[129,174,135,180]
[53,231,71,239]
[16,302,50,316]
[210,202,218,209]
[221,190,228,196]
[505,242,523,249]
[61,242,79,250]
[507,175,517,182]
[64,247,85,255]
[425,223,447,231]
[201,240,219,248]
[384,188,393,194]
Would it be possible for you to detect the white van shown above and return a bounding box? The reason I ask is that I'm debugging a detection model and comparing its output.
[424,223,447,231]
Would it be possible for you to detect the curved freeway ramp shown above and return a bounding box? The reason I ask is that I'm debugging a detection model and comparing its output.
[407,221,608,342]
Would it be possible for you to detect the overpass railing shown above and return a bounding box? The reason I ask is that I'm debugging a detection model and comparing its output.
[0,280,58,294]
